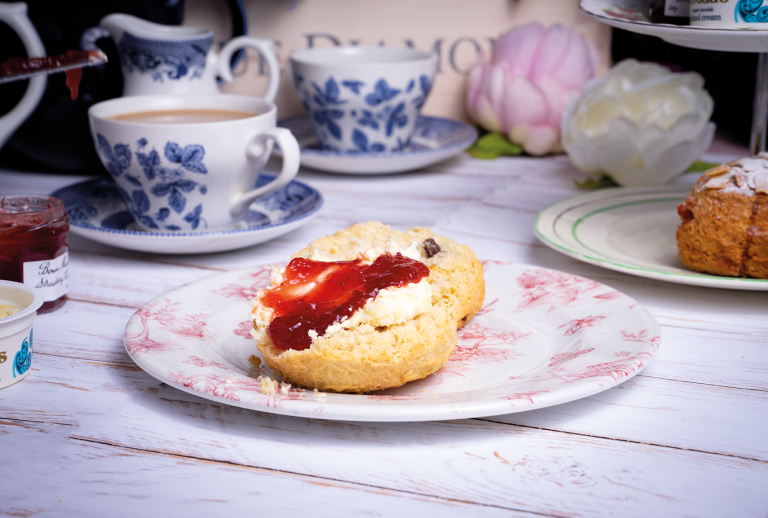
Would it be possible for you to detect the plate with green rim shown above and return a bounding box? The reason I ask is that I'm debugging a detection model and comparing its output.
[534,186,768,291]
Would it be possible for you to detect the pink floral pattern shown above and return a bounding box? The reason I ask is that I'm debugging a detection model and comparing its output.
[558,315,606,336]
[367,395,415,401]
[124,263,660,420]
[513,269,611,312]
[214,267,272,301]
[183,355,227,369]
[533,351,654,386]
[125,300,208,356]
[621,329,660,352]
[429,323,530,382]
[498,390,550,405]
[234,320,253,338]
[548,348,595,367]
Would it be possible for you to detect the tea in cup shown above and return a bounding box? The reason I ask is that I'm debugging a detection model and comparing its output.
[289,46,437,153]
[88,94,300,232]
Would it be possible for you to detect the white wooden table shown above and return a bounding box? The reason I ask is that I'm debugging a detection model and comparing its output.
[2,155,767,517]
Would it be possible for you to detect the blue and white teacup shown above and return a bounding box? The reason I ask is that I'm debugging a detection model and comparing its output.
[88,94,300,232]
[289,46,437,153]
[100,14,280,101]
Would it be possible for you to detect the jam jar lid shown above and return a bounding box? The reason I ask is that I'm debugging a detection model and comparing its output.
[0,195,67,230]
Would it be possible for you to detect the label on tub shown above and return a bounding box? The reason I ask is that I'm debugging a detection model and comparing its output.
[22,252,69,302]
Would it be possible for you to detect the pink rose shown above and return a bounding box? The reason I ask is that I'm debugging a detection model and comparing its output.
[466,22,599,156]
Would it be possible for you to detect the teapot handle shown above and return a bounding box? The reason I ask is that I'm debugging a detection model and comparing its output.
[217,36,280,103]
[0,3,47,150]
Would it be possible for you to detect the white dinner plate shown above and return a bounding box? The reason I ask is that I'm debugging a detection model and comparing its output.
[277,115,477,174]
[580,0,768,52]
[52,176,323,255]
[124,262,659,422]
[535,186,768,290]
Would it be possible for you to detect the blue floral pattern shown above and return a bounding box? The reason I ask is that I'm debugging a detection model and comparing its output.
[738,0,768,22]
[118,32,212,83]
[13,330,32,379]
[296,73,432,153]
[95,134,208,231]
[54,176,322,238]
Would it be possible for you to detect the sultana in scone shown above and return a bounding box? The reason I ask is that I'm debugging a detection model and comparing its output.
[250,222,484,393]
[677,155,768,278]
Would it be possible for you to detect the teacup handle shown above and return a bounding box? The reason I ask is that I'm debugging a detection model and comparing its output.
[230,127,301,218]
[217,36,280,103]
[0,3,47,149]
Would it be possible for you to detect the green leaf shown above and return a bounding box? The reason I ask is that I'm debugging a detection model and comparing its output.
[467,132,523,159]
[574,174,619,190]
[685,160,720,173]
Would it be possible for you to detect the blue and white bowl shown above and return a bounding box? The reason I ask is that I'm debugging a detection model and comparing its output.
[289,46,437,153]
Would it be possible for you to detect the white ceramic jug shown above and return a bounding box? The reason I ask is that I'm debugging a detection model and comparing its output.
[0,3,46,150]
[100,13,279,100]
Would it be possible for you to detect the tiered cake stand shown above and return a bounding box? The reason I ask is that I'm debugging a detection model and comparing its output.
[580,0,768,154]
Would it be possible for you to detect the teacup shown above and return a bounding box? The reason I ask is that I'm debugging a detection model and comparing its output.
[88,94,300,232]
[289,46,437,153]
[100,13,280,100]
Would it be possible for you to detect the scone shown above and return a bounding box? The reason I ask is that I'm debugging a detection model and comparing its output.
[677,155,768,278]
[250,222,485,393]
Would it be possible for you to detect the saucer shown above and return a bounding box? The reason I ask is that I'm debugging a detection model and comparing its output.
[278,115,477,174]
[51,175,323,255]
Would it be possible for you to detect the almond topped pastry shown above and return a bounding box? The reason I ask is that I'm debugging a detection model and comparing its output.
[677,154,768,278]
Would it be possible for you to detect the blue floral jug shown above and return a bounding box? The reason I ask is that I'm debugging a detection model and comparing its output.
[100,13,279,100]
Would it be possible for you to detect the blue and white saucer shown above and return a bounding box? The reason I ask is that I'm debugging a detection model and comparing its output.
[278,115,477,174]
[52,175,323,255]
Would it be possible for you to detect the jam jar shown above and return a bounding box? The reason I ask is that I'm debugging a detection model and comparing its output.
[0,195,69,313]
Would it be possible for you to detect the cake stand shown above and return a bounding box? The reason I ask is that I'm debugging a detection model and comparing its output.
[580,0,768,154]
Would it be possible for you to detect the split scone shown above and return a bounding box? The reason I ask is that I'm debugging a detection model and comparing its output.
[677,155,768,278]
[250,222,485,393]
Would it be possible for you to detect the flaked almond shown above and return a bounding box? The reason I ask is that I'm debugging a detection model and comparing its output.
[753,172,768,194]
[703,164,731,177]
[705,175,732,189]
[735,171,749,188]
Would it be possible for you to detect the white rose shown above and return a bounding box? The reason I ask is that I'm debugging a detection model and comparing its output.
[562,59,716,186]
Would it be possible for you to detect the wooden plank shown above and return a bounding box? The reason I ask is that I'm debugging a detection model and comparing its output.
[3,354,768,517]
[35,300,136,365]
[1,420,524,518]
[486,374,768,461]
[643,325,768,391]
[68,251,219,308]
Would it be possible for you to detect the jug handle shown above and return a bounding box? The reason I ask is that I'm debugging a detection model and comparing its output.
[217,36,280,103]
[0,3,47,150]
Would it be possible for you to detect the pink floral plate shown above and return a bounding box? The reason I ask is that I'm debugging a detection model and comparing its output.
[124,262,660,422]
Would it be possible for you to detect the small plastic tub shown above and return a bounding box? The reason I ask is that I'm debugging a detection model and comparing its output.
[0,280,44,389]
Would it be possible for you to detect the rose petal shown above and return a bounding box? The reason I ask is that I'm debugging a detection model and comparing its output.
[491,22,545,76]
[501,76,548,132]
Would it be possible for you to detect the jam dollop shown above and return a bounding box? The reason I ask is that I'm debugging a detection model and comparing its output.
[261,253,430,351]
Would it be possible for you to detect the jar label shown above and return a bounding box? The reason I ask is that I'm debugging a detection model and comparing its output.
[22,252,69,302]
[665,0,689,17]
